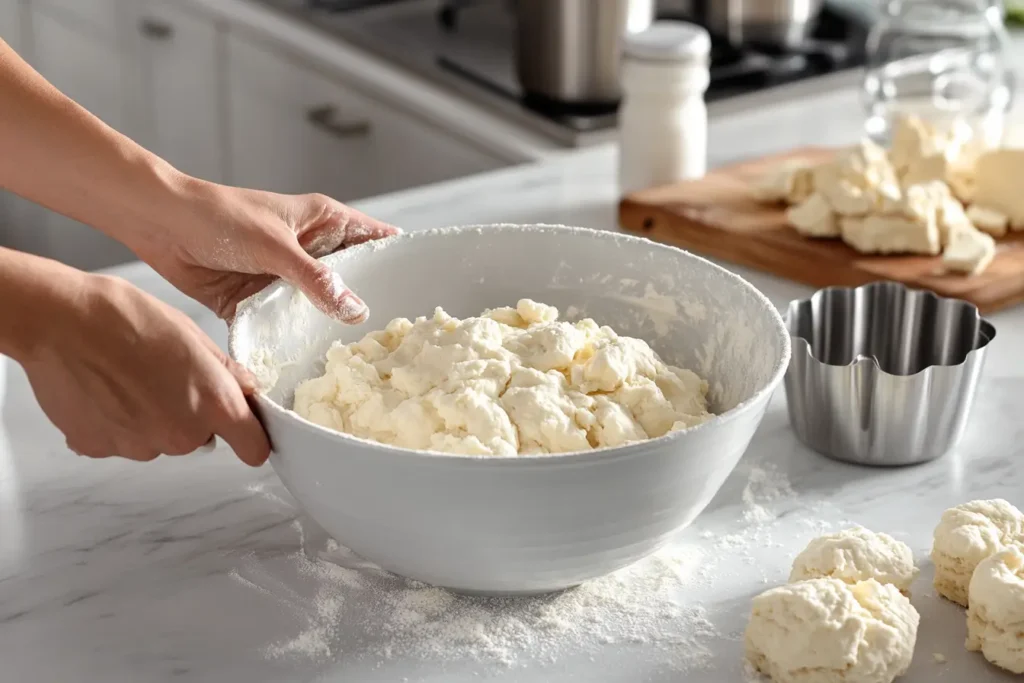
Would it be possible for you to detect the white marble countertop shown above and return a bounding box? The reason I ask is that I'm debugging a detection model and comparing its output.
[3,87,1024,682]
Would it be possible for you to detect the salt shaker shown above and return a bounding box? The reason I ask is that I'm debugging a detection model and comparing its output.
[618,21,711,196]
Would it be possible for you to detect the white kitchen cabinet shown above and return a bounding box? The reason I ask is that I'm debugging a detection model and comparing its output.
[225,31,504,199]
[31,5,145,141]
[0,1,30,256]
[22,3,140,269]
[2,0,228,270]
[137,1,227,183]
[32,0,119,43]
[0,0,26,54]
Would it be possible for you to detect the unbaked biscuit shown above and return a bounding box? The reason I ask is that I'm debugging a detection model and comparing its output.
[790,527,917,595]
[966,545,1024,673]
[931,499,1024,606]
[746,578,919,683]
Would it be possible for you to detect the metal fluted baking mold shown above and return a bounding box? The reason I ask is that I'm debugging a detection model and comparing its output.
[784,281,996,467]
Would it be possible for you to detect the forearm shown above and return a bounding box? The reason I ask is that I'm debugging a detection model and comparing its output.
[0,39,194,246]
[0,247,88,362]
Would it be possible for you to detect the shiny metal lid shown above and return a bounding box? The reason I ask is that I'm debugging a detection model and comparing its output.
[623,21,711,62]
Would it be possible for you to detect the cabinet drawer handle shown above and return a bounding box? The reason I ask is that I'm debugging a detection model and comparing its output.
[140,18,174,40]
[306,105,372,139]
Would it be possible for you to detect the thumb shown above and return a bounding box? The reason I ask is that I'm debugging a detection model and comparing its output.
[196,332,262,394]
[276,244,369,324]
[226,358,261,395]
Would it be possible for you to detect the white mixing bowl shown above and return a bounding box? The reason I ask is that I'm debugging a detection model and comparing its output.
[229,224,790,595]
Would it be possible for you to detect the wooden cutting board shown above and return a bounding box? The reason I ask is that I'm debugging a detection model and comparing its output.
[618,147,1024,314]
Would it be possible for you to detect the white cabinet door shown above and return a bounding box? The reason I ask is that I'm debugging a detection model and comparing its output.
[26,5,137,270]
[31,6,141,138]
[9,2,227,270]
[226,32,373,198]
[367,105,505,193]
[225,32,503,200]
[138,1,227,183]
[0,1,29,255]
[32,0,119,43]
[0,0,24,54]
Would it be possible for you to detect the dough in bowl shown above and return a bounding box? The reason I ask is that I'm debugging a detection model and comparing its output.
[292,299,713,455]
[966,544,1024,673]
[790,527,918,596]
[931,499,1024,606]
[745,578,919,683]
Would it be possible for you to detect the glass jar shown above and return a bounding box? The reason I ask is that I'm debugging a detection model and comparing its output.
[862,0,1015,146]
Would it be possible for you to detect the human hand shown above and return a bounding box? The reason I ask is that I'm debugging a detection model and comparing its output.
[126,180,399,323]
[0,43,395,323]
[21,271,270,466]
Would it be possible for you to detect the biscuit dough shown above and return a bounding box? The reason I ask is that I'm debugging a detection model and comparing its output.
[755,114,1000,275]
[293,300,713,455]
[745,578,919,683]
[889,115,942,175]
[786,193,839,238]
[974,149,1024,229]
[841,214,939,256]
[931,499,1024,606]
[943,226,996,276]
[966,204,1010,238]
[966,545,1024,673]
[752,159,814,204]
[790,527,918,595]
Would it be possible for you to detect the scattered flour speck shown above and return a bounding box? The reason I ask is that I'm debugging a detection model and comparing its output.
[244,481,293,508]
[741,464,794,525]
[235,535,719,673]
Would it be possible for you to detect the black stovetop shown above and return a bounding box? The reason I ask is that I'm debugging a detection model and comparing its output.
[251,0,872,143]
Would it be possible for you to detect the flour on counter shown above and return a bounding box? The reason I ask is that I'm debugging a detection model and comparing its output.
[365,544,717,668]
[233,457,852,673]
[244,481,293,509]
[249,547,370,662]
[226,569,279,601]
[688,462,859,588]
[696,463,798,559]
[232,526,718,672]
[741,464,795,525]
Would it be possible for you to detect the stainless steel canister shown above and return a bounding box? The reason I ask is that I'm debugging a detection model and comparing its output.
[513,0,656,105]
[706,0,824,50]
[784,281,995,467]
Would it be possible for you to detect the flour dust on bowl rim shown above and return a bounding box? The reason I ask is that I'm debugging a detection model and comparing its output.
[228,224,790,595]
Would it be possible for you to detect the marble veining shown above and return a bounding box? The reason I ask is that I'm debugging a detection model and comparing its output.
[3,69,1024,683]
